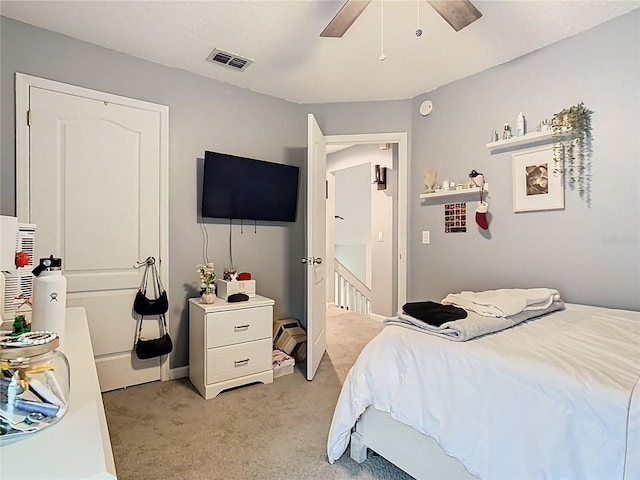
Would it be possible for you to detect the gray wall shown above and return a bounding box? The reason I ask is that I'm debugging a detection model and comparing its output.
[409,10,639,310]
[1,17,307,369]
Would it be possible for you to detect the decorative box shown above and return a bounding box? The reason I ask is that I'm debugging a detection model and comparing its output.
[273,318,302,343]
[215,279,256,300]
[272,349,295,378]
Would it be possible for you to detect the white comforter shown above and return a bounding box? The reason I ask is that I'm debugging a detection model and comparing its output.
[327,304,640,479]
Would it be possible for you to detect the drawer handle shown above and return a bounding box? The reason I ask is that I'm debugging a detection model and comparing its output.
[234,324,250,331]
[234,358,250,367]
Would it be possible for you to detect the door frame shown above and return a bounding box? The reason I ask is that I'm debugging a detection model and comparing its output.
[15,73,171,382]
[325,132,408,311]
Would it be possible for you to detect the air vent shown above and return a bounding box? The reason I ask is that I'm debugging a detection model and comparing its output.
[206,48,253,72]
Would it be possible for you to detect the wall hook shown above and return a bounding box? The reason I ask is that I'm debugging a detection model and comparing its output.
[134,256,155,268]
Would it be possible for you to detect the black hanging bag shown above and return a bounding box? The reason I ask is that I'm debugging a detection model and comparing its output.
[133,257,173,359]
[135,313,173,359]
[134,259,169,315]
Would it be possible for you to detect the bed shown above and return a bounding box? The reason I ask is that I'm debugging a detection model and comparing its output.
[327,289,640,479]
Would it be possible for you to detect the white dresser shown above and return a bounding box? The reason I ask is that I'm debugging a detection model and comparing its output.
[1,307,116,479]
[189,295,274,399]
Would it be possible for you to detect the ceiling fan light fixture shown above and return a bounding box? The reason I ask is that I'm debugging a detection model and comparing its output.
[319,0,482,38]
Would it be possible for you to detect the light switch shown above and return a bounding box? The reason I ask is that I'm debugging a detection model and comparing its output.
[378,232,383,242]
[422,231,430,244]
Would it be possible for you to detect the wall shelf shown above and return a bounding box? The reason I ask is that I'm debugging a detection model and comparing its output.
[486,130,555,151]
[420,183,489,200]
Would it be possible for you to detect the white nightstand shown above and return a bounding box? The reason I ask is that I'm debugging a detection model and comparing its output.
[188,295,274,399]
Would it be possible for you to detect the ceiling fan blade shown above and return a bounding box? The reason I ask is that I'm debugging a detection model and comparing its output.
[320,0,372,38]
[428,0,482,32]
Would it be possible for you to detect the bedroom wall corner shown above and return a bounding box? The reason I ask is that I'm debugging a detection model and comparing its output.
[408,9,640,310]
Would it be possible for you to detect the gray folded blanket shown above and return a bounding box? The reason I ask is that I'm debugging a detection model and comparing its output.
[384,301,565,341]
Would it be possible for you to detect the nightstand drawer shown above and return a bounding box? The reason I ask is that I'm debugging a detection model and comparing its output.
[206,306,272,348]
[206,338,272,385]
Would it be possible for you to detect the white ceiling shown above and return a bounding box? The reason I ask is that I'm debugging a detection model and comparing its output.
[1,1,638,104]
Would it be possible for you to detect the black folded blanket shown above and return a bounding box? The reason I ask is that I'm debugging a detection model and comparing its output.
[402,301,467,327]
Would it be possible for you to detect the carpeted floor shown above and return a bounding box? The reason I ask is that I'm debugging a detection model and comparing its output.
[102,307,413,480]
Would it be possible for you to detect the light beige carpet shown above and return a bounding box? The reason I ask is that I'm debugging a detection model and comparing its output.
[102,308,413,480]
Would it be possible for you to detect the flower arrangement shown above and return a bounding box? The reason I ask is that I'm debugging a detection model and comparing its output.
[196,263,216,295]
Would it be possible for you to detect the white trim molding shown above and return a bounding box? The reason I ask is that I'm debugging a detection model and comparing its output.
[169,366,189,380]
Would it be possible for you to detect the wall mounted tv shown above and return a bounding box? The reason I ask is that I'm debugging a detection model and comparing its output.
[202,150,300,222]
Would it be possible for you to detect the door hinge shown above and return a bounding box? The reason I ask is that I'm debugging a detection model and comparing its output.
[27,110,31,127]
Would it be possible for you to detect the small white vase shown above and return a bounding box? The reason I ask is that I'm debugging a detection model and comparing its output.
[201,292,216,304]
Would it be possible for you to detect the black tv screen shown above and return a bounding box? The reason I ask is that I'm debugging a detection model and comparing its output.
[202,151,300,222]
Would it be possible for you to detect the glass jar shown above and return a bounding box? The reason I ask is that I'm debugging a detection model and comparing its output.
[0,332,70,443]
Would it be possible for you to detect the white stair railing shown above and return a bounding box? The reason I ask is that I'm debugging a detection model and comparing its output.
[334,258,372,315]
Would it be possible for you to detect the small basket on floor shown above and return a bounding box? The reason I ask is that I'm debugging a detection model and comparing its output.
[272,349,295,378]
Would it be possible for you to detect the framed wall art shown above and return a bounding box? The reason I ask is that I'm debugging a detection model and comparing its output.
[512,145,564,212]
[444,202,466,233]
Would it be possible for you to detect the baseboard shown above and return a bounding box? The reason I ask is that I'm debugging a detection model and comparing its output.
[169,365,189,380]
[369,313,386,323]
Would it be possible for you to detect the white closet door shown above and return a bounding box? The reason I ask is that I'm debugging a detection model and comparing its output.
[23,80,168,391]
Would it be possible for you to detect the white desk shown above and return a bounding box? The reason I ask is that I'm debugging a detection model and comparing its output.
[1,307,117,479]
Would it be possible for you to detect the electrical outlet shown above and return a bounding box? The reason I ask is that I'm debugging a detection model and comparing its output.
[422,231,430,244]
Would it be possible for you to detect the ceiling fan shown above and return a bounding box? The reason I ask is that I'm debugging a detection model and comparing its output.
[320,0,482,37]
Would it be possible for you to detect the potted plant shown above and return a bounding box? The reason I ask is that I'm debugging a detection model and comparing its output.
[552,102,594,204]
[196,263,216,304]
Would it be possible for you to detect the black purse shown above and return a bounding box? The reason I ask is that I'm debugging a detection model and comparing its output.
[134,260,168,315]
[135,314,173,359]
[133,257,173,360]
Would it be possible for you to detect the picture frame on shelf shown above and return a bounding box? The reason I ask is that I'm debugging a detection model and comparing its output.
[512,145,564,212]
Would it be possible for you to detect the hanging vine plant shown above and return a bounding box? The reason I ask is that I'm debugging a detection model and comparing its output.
[552,102,594,204]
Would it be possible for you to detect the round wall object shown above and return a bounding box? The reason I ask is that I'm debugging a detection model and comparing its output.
[419,100,433,116]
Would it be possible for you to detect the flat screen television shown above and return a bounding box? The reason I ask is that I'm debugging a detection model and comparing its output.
[201,151,300,222]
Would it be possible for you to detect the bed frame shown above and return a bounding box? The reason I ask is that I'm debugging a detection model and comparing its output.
[350,406,478,479]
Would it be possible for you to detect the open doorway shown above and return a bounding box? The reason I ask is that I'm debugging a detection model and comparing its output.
[303,117,407,380]
[327,144,393,318]
[324,132,408,320]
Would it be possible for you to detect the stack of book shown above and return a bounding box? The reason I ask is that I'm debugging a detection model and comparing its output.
[272,349,295,378]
